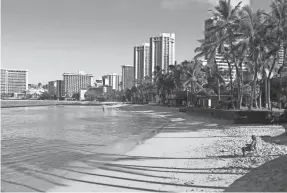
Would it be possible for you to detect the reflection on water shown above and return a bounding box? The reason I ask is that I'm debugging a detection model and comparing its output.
[1,106,168,191]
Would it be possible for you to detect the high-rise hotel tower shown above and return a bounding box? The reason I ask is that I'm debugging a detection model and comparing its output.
[122,65,134,90]
[150,33,175,77]
[134,43,150,82]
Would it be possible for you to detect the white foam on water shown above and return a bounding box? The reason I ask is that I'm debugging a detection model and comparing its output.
[170,118,185,122]
[204,124,218,127]
[129,110,154,113]
[143,112,173,119]
[164,126,189,129]
[184,122,204,125]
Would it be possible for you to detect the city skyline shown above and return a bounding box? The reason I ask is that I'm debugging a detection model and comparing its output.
[2,0,251,84]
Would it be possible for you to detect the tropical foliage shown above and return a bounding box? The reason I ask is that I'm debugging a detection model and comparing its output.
[127,0,287,110]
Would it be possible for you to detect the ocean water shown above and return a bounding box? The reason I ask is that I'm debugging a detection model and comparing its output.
[1,105,168,191]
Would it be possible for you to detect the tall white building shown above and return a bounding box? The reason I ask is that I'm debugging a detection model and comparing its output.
[150,33,175,77]
[122,65,134,90]
[48,80,63,98]
[103,73,122,91]
[134,43,150,82]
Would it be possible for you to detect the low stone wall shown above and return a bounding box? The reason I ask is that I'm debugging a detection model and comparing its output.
[186,107,236,120]
[186,107,277,124]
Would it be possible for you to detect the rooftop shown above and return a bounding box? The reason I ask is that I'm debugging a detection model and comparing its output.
[122,65,134,67]
[63,71,93,76]
[1,68,29,72]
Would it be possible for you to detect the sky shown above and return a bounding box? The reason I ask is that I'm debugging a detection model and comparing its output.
[2,0,254,84]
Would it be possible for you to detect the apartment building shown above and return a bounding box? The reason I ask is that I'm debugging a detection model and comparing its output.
[48,80,63,98]
[1,69,29,94]
[150,33,175,77]
[134,43,150,81]
[122,65,134,90]
[63,71,93,97]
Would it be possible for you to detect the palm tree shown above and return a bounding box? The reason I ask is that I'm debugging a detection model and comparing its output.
[153,65,165,105]
[180,60,210,105]
[237,5,268,109]
[263,0,287,109]
[201,0,244,108]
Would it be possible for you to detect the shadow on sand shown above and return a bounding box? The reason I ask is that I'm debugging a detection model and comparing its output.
[225,154,287,192]
[4,106,281,192]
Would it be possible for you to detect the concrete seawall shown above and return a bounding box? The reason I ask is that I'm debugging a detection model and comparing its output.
[1,100,120,108]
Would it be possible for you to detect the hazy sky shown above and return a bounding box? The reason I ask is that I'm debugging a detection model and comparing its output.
[2,0,253,84]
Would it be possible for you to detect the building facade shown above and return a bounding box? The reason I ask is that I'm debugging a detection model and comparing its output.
[1,69,29,94]
[102,75,109,86]
[134,43,150,81]
[95,78,103,88]
[48,80,63,98]
[102,74,121,91]
[150,33,175,77]
[121,65,134,90]
[108,73,122,91]
[63,71,93,97]
[102,85,113,95]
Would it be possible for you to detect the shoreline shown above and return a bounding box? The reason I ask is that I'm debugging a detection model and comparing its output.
[0,100,123,108]
[2,104,287,192]
[47,104,287,192]
[1,104,171,192]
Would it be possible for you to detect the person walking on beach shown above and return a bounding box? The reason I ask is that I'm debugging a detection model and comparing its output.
[102,106,105,112]
[241,135,257,156]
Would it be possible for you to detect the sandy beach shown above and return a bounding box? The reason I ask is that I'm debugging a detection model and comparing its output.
[45,104,287,192]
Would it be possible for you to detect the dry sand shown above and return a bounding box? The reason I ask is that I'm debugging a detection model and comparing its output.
[46,105,287,192]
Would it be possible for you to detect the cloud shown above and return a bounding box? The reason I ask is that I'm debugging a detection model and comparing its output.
[160,0,250,10]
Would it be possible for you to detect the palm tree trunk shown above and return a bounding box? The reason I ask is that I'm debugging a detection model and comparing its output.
[250,62,258,109]
[259,89,262,109]
[227,60,233,93]
[218,79,221,101]
[214,58,221,101]
[236,78,241,109]
[226,58,234,109]
[255,97,258,108]
[267,78,271,109]
[279,73,282,109]
[267,42,281,109]
[240,94,243,107]
[264,77,268,108]
[238,59,244,109]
